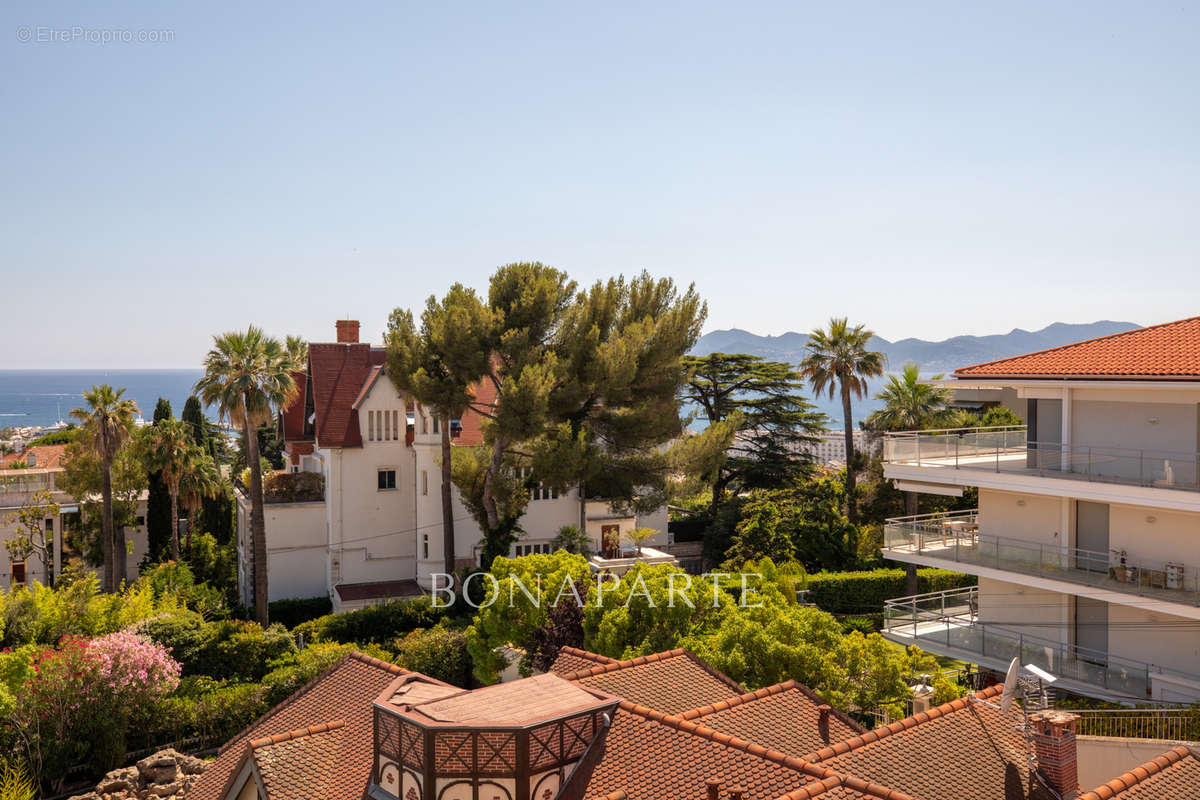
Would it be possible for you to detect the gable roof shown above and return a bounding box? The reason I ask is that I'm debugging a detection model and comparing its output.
[561,648,746,715]
[803,685,1055,800]
[1079,745,1200,799]
[235,721,347,800]
[188,652,441,800]
[954,317,1200,380]
[574,700,909,800]
[671,681,864,758]
[304,343,388,449]
[549,646,619,676]
[1,444,68,470]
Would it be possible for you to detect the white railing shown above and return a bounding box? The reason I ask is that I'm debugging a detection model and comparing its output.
[884,426,1200,492]
[1072,708,1200,741]
[883,587,1200,701]
[883,511,1200,607]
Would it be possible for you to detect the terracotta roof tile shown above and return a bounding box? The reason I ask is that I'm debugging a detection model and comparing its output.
[562,649,745,715]
[804,686,1057,800]
[247,721,347,800]
[549,646,620,676]
[671,681,864,757]
[302,343,389,449]
[279,369,310,443]
[188,652,433,800]
[1,444,68,470]
[1078,745,1200,799]
[954,317,1200,379]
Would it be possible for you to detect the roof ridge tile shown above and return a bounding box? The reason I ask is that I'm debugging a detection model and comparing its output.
[249,719,347,750]
[1077,745,1194,800]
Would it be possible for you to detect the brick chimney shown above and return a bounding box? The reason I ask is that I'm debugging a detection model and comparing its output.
[1030,710,1079,799]
[704,778,722,800]
[335,319,360,344]
[817,703,832,739]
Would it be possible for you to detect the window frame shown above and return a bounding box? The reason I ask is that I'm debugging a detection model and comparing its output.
[377,468,398,491]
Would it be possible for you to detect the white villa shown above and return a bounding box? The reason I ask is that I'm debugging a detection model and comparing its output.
[0,444,149,588]
[235,320,669,611]
[880,315,1200,703]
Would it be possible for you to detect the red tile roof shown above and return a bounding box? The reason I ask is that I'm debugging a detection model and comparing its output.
[954,317,1200,380]
[304,343,388,448]
[333,579,422,602]
[240,721,348,800]
[1079,745,1200,799]
[561,649,746,715]
[188,652,440,800]
[548,646,619,676]
[670,681,864,758]
[279,369,310,443]
[1,444,68,470]
[803,685,1056,800]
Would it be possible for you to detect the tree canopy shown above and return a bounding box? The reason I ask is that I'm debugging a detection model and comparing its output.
[681,353,827,513]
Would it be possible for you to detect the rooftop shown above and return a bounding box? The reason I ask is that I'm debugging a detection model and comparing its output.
[399,673,613,725]
[561,648,747,715]
[953,316,1200,380]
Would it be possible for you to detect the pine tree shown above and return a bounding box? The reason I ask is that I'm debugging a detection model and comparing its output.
[145,397,173,562]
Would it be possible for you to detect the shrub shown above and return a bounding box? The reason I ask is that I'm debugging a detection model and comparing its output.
[260,641,390,705]
[294,596,449,646]
[549,525,591,555]
[157,681,269,747]
[263,471,324,503]
[802,568,976,616]
[270,596,333,630]
[394,626,471,687]
[136,614,296,681]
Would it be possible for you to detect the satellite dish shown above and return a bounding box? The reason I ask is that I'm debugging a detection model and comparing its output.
[999,657,1020,714]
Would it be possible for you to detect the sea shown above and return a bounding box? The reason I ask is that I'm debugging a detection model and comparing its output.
[0,370,207,429]
[0,370,888,433]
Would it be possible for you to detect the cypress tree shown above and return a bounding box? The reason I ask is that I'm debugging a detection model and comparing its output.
[146,398,174,562]
[184,394,234,545]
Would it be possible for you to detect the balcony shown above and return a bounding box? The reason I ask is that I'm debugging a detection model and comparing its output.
[883,587,1200,702]
[883,511,1200,609]
[883,426,1200,493]
[588,546,679,575]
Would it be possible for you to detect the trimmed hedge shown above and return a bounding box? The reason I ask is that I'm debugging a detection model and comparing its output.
[803,568,976,616]
[292,595,450,646]
[269,596,333,629]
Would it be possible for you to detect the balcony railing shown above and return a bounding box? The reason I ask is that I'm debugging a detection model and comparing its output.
[883,511,1200,607]
[1071,707,1200,741]
[883,426,1200,493]
[883,587,1200,700]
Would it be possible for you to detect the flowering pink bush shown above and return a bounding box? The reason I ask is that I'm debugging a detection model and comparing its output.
[18,633,182,786]
[87,631,181,708]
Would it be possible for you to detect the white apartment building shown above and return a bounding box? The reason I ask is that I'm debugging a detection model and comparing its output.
[879,316,1200,704]
[0,444,150,588]
[236,320,669,611]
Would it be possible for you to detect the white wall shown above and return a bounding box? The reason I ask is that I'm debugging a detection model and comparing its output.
[979,488,1064,547]
[1076,737,1197,790]
[976,576,1069,646]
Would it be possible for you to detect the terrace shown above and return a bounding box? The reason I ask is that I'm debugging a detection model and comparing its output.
[882,587,1200,702]
[883,510,1200,610]
[883,425,1200,493]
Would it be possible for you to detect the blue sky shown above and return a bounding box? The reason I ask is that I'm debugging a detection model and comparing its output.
[2,2,1198,368]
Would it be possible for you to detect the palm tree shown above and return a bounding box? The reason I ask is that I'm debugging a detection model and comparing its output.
[70,385,139,591]
[142,418,200,560]
[800,318,885,524]
[179,452,223,552]
[195,327,299,624]
[868,362,951,433]
[867,362,950,596]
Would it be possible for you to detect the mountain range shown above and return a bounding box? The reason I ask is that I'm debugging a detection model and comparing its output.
[691,320,1141,374]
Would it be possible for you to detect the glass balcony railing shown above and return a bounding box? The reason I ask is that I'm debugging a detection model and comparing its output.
[883,587,1200,700]
[883,511,1200,607]
[883,426,1200,493]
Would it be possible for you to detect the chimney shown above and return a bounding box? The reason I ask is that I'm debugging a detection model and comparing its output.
[705,779,722,800]
[727,787,746,800]
[817,703,831,740]
[335,319,360,344]
[26,451,36,467]
[1030,710,1079,799]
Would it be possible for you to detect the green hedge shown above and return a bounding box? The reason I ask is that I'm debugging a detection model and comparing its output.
[292,595,450,646]
[802,568,976,616]
[269,596,333,629]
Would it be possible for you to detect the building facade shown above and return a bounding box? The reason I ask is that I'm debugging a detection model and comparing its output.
[236,320,668,611]
[0,444,149,589]
[880,316,1200,703]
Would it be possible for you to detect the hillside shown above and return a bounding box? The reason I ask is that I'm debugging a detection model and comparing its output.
[691,320,1141,374]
